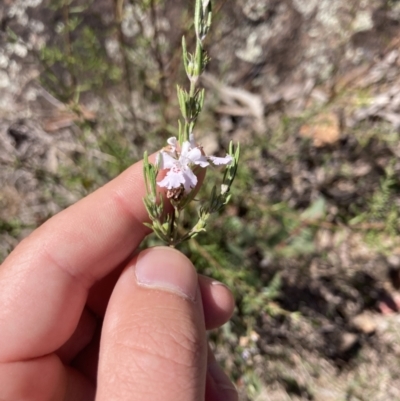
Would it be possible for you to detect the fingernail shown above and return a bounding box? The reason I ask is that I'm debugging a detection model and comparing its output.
[211,280,230,289]
[208,362,238,400]
[135,247,198,301]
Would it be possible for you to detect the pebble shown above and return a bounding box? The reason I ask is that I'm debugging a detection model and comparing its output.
[339,332,359,353]
[352,313,377,335]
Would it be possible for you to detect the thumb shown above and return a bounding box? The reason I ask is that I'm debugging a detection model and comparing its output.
[96,247,207,401]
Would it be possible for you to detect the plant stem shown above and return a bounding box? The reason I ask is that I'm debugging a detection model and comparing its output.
[62,0,77,99]
[113,0,138,126]
[168,207,176,246]
[149,0,169,121]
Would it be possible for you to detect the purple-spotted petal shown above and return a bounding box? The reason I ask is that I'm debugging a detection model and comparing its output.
[158,169,185,189]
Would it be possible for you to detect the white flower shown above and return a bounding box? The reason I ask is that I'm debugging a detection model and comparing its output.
[157,135,232,195]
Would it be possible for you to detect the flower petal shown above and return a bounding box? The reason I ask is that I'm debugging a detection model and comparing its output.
[187,147,209,167]
[167,137,177,147]
[158,169,185,189]
[158,151,177,170]
[167,137,178,152]
[181,140,191,157]
[209,154,233,166]
[194,158,209,168]
[182,168,198,192]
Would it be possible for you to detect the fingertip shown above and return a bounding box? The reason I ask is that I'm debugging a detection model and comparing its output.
[135,246,198,301]
[97,246,207,401]
[206,345,238,401]
[207,364,238,401]
[199,275,235,330]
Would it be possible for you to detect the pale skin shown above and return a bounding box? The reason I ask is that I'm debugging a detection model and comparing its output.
[0,156,238,401]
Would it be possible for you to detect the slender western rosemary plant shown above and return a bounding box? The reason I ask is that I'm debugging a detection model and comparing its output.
[143,0,239,247]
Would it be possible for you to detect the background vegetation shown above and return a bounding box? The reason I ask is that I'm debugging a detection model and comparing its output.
[2,0,400,399]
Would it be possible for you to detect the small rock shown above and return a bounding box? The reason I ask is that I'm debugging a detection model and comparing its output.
[239,335,249,347]
[388,255,400,268]
[314,388,345,401]
[339,332,359,353]
[352,10,374,33]
[299,111,341,147]
[0,186,22,220]
[352,313,376,335]
[0,71,10,88]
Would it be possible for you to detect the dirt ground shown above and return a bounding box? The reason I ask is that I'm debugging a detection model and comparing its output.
[2,1,400,400]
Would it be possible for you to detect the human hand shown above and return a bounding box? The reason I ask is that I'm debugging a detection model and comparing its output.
[0,157,238,401]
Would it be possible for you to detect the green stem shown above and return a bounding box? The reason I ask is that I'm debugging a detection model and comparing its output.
[168,207,176,246]
[149,0,169,120]
[189,70,198,98]
[114,0,138,126]
[62,0,77,100]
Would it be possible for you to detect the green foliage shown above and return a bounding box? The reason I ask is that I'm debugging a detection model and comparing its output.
[39,0,122,100]
[40,29,121,99]
[369,163,397,222]
[0,219,26,238]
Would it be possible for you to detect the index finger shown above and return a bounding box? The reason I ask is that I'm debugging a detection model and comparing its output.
[0,157,154,362]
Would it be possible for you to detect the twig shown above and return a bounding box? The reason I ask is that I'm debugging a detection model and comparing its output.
[113,0,138,125]
[149,0,169,120]
[190,238,222,271]
[62,0,77,98]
